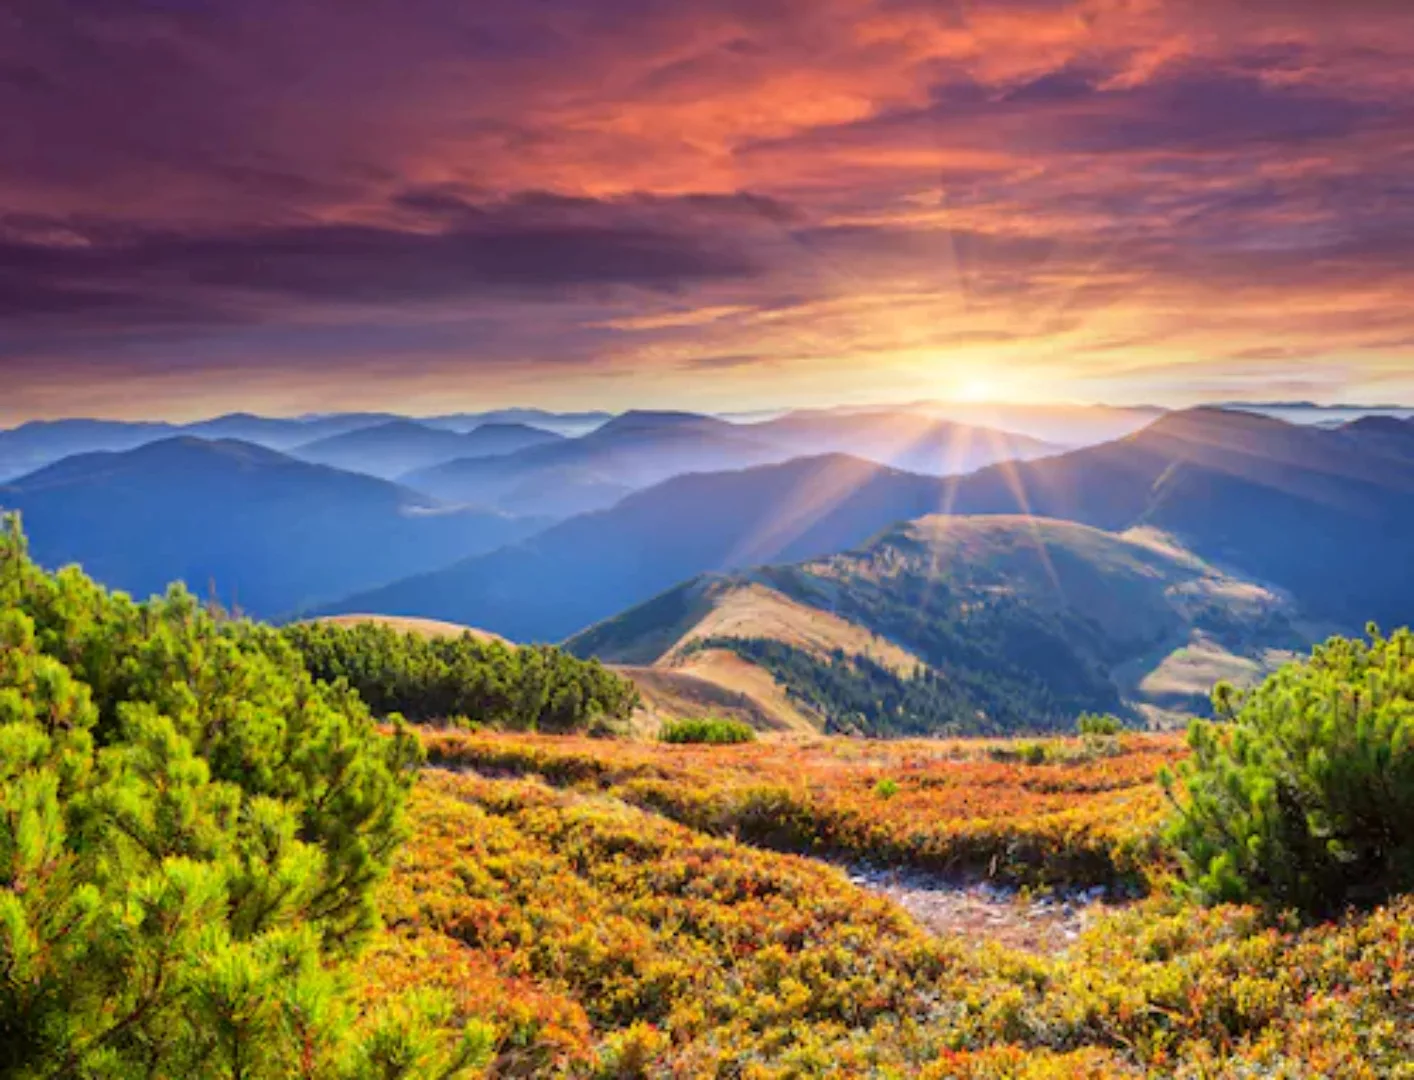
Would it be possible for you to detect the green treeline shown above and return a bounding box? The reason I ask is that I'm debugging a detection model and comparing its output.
[0,514,486,1077]
[284,620,640,733]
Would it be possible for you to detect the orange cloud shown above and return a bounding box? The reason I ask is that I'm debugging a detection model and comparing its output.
[2,0,1413,421]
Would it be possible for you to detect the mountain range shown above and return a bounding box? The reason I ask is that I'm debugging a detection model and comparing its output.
[0,438,542,617]
[323,453,951,640]
[292,420,564,479]
[324,409,1414,645]
[4,404,1412,733]
[0,409,608,482]
[928,408,1414,627]
[402,409,1057,517]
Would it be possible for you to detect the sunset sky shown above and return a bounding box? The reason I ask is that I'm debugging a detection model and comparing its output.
[2,0,1413,422]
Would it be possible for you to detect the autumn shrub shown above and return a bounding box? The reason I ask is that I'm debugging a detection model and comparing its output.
[383,760,1414,1077]
[1164,627,1414,916]
[0,515,483,1078]
[658,717,757,744]
[423,731,1176,888]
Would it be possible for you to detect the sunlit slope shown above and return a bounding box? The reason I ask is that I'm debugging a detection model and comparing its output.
[617,660,820,733]
[569,574,920,669]
[570,515,1314,732]
[569,574,920,733]
[314,613,509,644]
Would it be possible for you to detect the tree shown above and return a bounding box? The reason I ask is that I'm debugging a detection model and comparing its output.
[0,514,487,1078]
[1163,626,1414,917]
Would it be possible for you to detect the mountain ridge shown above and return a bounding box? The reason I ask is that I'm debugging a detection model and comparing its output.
[568,514,1313,733]
[0,437,545,618]
[326,407,1414,642]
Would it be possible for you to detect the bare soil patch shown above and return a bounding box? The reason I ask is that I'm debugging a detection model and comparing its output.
[847,864,1132,954]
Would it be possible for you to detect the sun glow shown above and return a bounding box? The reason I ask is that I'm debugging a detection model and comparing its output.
[954,378,996,403]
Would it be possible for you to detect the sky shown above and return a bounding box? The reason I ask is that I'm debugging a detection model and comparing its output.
[2,0,1413,423]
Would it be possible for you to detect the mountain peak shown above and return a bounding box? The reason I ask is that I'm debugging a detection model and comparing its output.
[1141,406,1289,437]
[1344,414,1414,437]
[133,435,291,465]
[596,410,728,435]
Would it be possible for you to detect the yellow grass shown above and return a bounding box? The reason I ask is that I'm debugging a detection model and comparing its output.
[314,613,509,644]
[664,581,920,673]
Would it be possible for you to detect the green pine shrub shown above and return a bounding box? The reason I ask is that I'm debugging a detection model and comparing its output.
[1163,626,1414,917]
[284,620,639,733]
[0,514,486,1078]
[658,717,758,745]
[1077,712,1124,736]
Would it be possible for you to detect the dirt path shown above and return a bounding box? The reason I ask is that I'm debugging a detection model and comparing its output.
[846,865,1127,954]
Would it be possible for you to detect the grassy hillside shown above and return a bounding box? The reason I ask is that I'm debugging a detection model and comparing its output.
[8,526,1414,1077]
[615,661,820,733]
[570,515,1312,734]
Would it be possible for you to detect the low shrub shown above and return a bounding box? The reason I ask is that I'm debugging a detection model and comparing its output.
[659,717,758,745]
[0,514,479,1078]
[1077,713,1124,736]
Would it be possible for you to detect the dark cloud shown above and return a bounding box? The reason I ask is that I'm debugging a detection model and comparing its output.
[0,194,767,329]
[1055,71,1390,153]
[775,62,1394,161]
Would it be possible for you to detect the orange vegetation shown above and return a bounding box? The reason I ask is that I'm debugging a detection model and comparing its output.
[365,746,1414,1077]
[420,731,1183,887]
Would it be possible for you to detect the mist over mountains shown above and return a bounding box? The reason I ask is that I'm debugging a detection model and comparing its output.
[3,400,1411,730]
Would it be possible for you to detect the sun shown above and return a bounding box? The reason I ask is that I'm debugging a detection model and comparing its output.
[954,378,995,403]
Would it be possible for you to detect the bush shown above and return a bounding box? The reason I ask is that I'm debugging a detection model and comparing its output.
[1163,627,1414,916]
[658,718,757,745]
[285,620,640,733]
[0,515,481,1077]
[1077,712,1123,736]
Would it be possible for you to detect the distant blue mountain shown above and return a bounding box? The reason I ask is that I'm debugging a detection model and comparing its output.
[0,437,545,618]
[292,420,564,480]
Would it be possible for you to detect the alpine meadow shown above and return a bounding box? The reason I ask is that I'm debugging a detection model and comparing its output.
[4,1,1414,1077]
